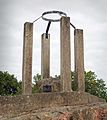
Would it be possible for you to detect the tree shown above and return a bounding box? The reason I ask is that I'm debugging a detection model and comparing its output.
[33,73,41,83]
[0,71,22,96]
[32,73,41,93]
[84,71,107,100]
[33,71,107,101]
[72,71,107,100]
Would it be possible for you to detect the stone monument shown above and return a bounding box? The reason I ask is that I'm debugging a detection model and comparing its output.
[22,11,85,94]
[0,10,107,120]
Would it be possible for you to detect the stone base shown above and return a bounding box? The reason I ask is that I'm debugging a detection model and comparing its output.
[36,78,62,92]
[3,103,107,120]
[0,92,106,119]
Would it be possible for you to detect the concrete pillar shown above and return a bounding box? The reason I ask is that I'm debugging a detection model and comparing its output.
[22,22,33,95]
[74,29,85,91]
[41,33,50,79]
[60,17,71,92]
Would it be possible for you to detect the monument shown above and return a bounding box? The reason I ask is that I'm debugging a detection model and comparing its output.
[0,11,107,120]
[22,11,85,94]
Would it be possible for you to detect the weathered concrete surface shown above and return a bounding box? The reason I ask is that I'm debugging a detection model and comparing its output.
[0,92,105,119]
[22,22,33,95]
[60,17,71,92]
[41,33,50,79]
[74,29,85,91]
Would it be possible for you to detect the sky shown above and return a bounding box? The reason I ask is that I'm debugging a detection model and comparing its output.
[0,0,107,83]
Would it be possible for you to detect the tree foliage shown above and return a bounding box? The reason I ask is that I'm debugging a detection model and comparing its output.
[33,73,41,83]
[32,73,41,93]
[84,71,107,100]
[0,71,22,96]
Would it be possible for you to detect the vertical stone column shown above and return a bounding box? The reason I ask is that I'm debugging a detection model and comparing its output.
[74,29,85,91]
[22,22,33,95]
[41,33,50,79]
[60,17,71,92]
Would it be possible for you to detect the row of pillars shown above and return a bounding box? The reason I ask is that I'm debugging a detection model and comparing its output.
[22,17,85,95]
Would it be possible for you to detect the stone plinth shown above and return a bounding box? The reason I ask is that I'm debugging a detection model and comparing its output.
[41,33,50,79]
[36,78,62,92]
[60,17,71,92]
[74,29,85,91]
[0,92,105,119]
[22,22,33,95]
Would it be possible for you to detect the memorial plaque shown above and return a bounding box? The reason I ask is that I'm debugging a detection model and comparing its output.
[43,85,52,92]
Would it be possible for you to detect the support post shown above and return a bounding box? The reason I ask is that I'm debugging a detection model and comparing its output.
[74,29,85,91]
[22,22,33,95]
[41,33,50,79]
[60,17,72,92]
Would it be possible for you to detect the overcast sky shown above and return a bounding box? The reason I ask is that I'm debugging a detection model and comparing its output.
[0,0,107,83]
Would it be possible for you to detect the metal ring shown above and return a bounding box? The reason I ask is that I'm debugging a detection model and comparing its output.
[42,10,67,22]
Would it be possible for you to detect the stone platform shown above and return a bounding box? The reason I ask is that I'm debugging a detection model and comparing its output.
[4,103,107,120]
[0,92,106,119]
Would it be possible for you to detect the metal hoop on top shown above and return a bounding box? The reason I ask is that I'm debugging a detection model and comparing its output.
[42,10,67,22]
